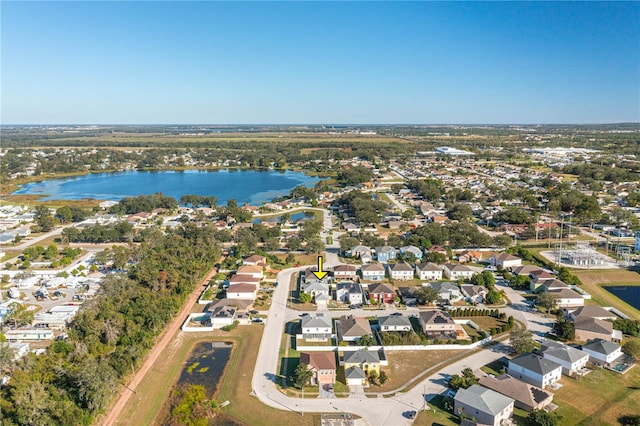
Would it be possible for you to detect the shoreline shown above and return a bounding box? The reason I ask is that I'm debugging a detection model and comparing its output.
[2,166,327,205]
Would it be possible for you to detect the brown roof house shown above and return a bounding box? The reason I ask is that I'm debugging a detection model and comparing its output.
[478,375,553,412]
[574,317,622,342]
[337,315,373,343]
[300,352,337,386]
[418,310,457,340]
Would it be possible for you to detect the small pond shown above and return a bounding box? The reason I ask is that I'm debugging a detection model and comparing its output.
[177,341,233,396]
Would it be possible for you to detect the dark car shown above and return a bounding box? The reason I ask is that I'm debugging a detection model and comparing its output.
[406,410,417,419]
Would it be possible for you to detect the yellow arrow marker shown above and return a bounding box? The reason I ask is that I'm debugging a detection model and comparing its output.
[312,256,328,280]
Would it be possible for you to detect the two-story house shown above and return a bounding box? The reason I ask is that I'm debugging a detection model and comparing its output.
[301,313,333,341]
[375,246,396,263]
[541,341,589,376]
[388,262,414,281]
[428,282,462,303]
[399,245,423,261]
[454,384,515,426]
[367,283,397,304]
[300,352,336,386]
[507,353,562,389]
[336,282,364,305]
[415,262,443,280]
[443,263,476,280]
[343,349,381,385]
[418,310,457,340]
[360,262,386,281]
[333,264,358,282]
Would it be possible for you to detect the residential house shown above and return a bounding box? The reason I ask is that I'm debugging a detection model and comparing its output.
[415,262,443,280]
[529,272,557,292]
[344,365,367,386]
[360,262,386,281]
[242,254,267,268]
[507,353,563,389]
[375,246,397,263]
[443,264,476,281]
[541,341,589,376]
[301,313,333,341]
[418,310,457,340]
[4,328,54,341]
[228,275,261,287]
[460,284,488,304]
[511,265,543,277]
[367,283,397,304]
[206,305,237,328]
[350,245,372,259]
[300,352,336,386]
[574,317,622,342]
[427,245,448,259]
[378,315,412,332]
[457,250,483,263]
[397,286,420,306]
[333,264,358,282]
[399,245,423,261]
[569,306,618,321]
[343,222,361,233]
[549,288,584,310]
[236,265,264,279]
[388,262,414,281]
[478,375,553,412]
[453,384,515,426]
[303,267,330,283]
[581,339,623,365]
[428,282,462,303]
[489,253,522,269]
[301,281,331,299]
[337,315,373,342]
[336,282,364,305]
[226,284,257,300]
[343,349,381,384]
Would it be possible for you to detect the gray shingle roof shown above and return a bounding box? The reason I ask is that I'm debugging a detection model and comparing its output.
[301,313,332,329]
[345,365,366,379]
[582,339,621,356]
[454,384,514,416]
[509,353,562,375]
[344,349,380,364]
[542,344,588,364]
[378,315,412,328]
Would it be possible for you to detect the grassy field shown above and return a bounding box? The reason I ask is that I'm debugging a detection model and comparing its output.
[115,326,318,426]
[414,395,458,425]
[573,269,640,318]
[552,363,640,425]
[373,350,464,393]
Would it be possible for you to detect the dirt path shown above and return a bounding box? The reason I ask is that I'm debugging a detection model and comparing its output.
[98,256,224,426]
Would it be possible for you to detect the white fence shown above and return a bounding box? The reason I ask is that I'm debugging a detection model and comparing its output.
[296,336,492,352]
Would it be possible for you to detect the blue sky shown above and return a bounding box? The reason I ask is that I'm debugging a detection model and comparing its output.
[1,1,638,124]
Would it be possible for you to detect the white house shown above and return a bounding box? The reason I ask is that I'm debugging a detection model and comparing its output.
[415,262,443,280]
[4,328,54,341]
[226,283,257,300]
[336,282,364,305]
[361,263,386,281]
[301,313,333,341]
[388,262,414,280]
[549,288,584,309]
[507,353,563,389]
[443,264,476,280]
[581,339,623,365]
[454,384,515,426]
[541,342,589,376]
[428,282,462,302]
[489,253,522,269]
[207,306,237,328]
[378,315,412,332]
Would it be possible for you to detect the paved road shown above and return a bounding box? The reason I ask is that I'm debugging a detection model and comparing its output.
[251,266,525,425]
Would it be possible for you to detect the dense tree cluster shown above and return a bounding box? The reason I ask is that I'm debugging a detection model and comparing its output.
[62,222,134,244]
[335,165,375,186]
[109,193,178,215]
[337,190,389,225]
[406,179,444,203]
[0,227,221,424]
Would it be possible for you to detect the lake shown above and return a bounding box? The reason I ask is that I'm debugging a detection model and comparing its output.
[603,286,640,311]
[13,169,319,205]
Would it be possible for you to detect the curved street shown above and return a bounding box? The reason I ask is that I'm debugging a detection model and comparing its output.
[251,261,553,425]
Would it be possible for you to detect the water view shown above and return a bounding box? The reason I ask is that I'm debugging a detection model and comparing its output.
[177,341,233,396]
[13,169,319,205]
[603,286,640,310]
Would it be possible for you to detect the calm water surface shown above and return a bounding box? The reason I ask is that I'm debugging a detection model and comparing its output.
[177,341,233,395]
[13,169,319,205]
[603,286,640,310]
